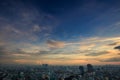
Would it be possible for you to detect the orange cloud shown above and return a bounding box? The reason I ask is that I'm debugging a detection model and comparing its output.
[47,40,65,48]
[79,44,95,50]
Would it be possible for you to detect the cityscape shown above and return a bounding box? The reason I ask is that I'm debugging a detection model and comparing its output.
[0,0,120,80]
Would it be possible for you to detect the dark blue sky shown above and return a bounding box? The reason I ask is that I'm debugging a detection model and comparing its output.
[0,0,120,41]
[0,0,120,65]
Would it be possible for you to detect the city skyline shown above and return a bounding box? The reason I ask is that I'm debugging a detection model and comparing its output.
[0,0,120,65]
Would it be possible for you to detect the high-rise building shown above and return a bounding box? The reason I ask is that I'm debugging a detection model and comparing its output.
[79,66,84,76]
[87,64,94,73]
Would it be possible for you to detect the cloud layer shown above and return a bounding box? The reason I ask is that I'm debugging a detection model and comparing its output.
[47,40,65,48]
[0,0,120,65]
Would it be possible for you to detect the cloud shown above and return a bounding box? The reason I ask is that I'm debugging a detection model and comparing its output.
[66,37,120,46]
[115,22,120,26]
[108,42,119,46]
[114,45,120,50]
[0,45,11,55]
[12,47,51,56]
[32,25,41,32]
[85,51,109,56]
[0,46,15,62]
[100,57,120,62]
[13,48,28,54]
[0,1,59,64]
[118,53,120,55]
[33,50,50,56]
[0,0,58,43]
[47,40,65,48]
[0,46,5,54]
[79,44,95,51]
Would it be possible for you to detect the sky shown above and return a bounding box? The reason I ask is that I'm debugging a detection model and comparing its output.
[0,0,120,65]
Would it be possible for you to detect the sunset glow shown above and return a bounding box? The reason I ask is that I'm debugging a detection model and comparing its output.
[0,0,120,65]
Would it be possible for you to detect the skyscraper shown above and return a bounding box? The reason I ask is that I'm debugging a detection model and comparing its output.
[87,64,94,73]
[79,66,84,76]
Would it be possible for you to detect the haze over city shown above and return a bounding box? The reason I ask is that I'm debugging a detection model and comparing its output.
[0,0,120,65]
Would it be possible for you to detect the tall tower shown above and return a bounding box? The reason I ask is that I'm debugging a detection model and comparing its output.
[87,64,94,73]
[79,66,84,76]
